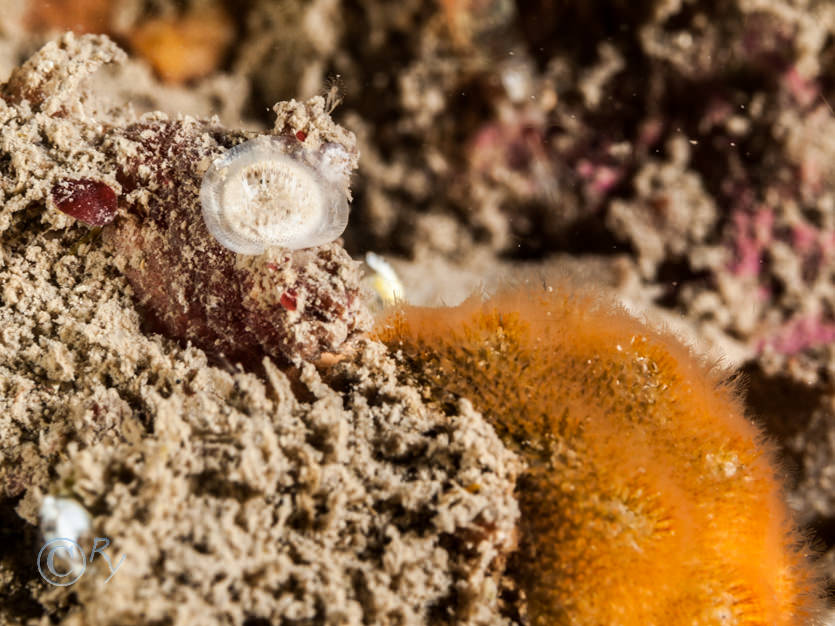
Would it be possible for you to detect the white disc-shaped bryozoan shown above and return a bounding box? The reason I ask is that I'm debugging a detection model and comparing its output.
[200,135,350,254]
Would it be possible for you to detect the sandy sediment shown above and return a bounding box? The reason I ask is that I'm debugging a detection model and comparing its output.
[0,34,521,625]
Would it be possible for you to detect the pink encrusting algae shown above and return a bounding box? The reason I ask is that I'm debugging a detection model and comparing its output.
[728,208,774,279]
[757,315,835,356]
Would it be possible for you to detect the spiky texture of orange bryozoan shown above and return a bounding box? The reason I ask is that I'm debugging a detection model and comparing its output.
[375,286,820,625]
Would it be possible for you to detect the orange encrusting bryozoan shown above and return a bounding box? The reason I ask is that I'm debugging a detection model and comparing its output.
[374,286,820,625]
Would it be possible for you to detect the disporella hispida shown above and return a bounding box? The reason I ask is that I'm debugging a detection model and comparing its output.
[200,135,353,254]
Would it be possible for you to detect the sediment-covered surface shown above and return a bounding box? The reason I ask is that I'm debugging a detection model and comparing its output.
[3,0,835,622]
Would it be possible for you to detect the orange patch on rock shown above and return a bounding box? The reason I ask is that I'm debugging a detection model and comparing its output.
[128,7,234,84]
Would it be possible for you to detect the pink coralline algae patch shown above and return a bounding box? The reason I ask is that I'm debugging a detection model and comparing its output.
[50,178,118,227]
[575,159,623,195]
[790,222,835,260]
[469,112,551,195]
[468,105,624,211]
[728,205,835,284]
[728,207,773,278]
[757,315,835,356]
[469,106,563,204]
[724,197,835,359]
[781,66,819,108]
